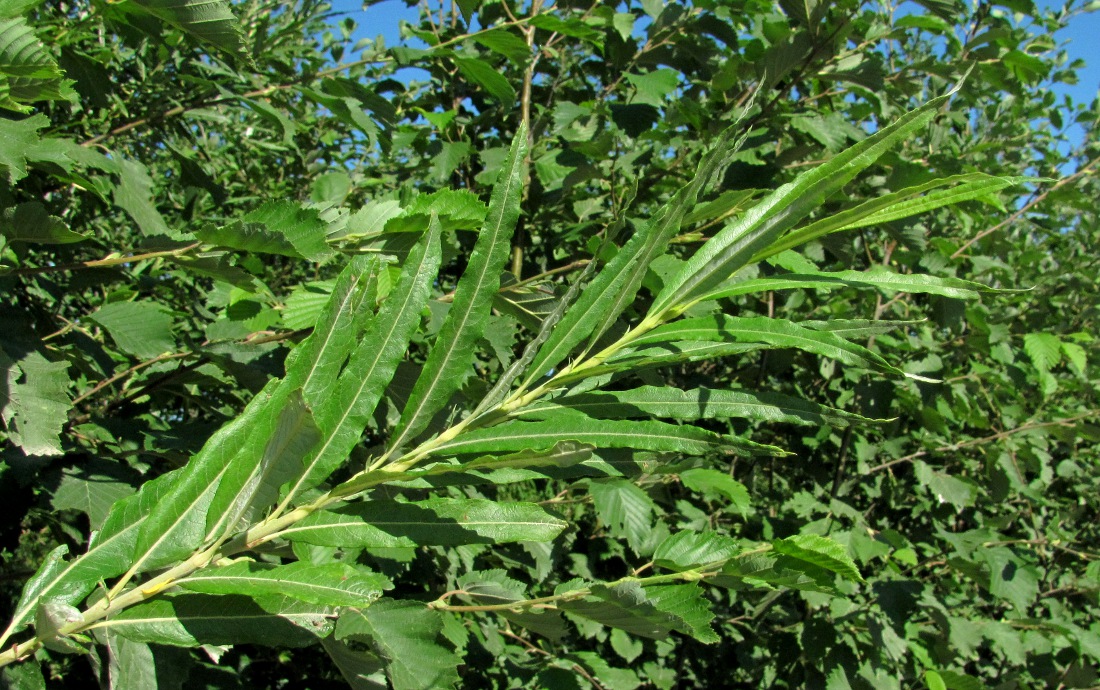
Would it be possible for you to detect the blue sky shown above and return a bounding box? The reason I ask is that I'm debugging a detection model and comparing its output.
[329,0,1098,139]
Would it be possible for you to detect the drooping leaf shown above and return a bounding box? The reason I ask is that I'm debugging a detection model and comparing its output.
[50,459,139,530]
[101,594,333,647]
[0,348,71,457]
[472,29,530,65]
[755,173,1027,260]
[631,315,916,379]
[175,561,390,607]
[322,636,388,690]
[679,468,751,514]
[335,599,461,690]
[559,580,676,640]
[112,159,173,238]
[1023,332,1062,371]
[0,17,73,111]
[646,584,719,643]
[281,497,566,547]
[386,126,527,454]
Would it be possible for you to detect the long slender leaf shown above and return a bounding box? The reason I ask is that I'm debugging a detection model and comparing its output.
[650,95,951,317]
[175,561,390,607]
[280,498,566,547]
[754,173,1029,261]
[98,594,333,647]
[517,385,878,426]
[697,268,995,303]
[386,125,528,454]
[521,114,750,389]
[205,390,322,540]
[428,418,784,457]
[281,218,442,504]
[630,315,919,379]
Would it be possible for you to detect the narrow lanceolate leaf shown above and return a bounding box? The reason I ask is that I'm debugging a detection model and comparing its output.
[631,315,912,379]
[205,390,322,540]
[523,119,746,389]
[130,378,289,573]
[336,600,461,690]
[650,95,951,317]
[772,534,864,583]
[0,469,181,643]
[428,418,784,458]
[387,126,528,455]
[332,442,593,497]
[755,173,1029,261]
[284,256,381,408]
[519,386,878,427]
[697,268,995,303]
[599,341,768,372]
[100,594,334,648]
[175,561,390,607]
[280,498,566,547]
[803,319,919,339]
[281,218,442,504]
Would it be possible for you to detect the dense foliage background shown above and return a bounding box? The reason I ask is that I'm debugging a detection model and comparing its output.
[1,0,1098,687]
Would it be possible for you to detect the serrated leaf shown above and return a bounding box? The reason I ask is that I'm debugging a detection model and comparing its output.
[1,348,71,456]
[1023,332,1061,372]
[722,551,838,593]
[654,531,741,571]
[646,584,718,643]
[51,459,139,530]
[679,468,751,513]
[0,17,73,111]
[175,561,389,607]
[914,461,978,510]
[201,201,332,261]
[651,95,951,316]
[103,628,157,690]
[588,478,658,555]
[335,600,461,690]
[323,636,388,689]
[281,280,337,331]
[559,580,675,639]
[101,594,333,647]
[0,202,87,244]
[87,301,176,360]
[281,497,566,547]
[128,0,248,59]
[0,113,46,182]
[773,534,863,583]
[387,127,527,454]
[113,159,172,237]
